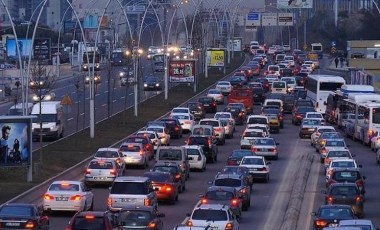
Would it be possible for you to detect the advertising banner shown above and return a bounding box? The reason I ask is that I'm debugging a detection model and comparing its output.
[228,38,242,52]
[207,50,225,67]
[33,38,51,63]
[0,117,32,167]
[169,60,195,83]
[277,0,313,9]
[6,39,33,58]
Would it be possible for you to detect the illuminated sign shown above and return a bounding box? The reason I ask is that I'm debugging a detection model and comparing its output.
[169,60,196,83]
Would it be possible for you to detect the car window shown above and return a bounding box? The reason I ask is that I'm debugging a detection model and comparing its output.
[243,130,264,138]
[326,141,345,147]
[187,148,201,156]
[332,171,360,182]
[254,138,275,146]
[88,161,113,169]
[231,151,253,158]
[0,206,33,216]
[110,182,149,195]
[214,178,242,187]
[73,216,105,230]
[144,173,172,183]
[158,150,182,161]
[94,150,119,158]
[330,186,359,196]
[327,151,350,158]
[49,183,79,192]
[205,191,234,200]
[189,137,207,145]
[153,166,179,174]
[319,208,353,218]
[120,145,141,152]
[172,114,190,120]
[199,120,219,127]
[192,127,212,135]
[307,113,323,119]
[248,117,267,124]
[241,158,264,165]
[192,209,227,221]
[331,161,355,168]
[302,119,321,126]
[272,82,286,88]
[118,210,152,226]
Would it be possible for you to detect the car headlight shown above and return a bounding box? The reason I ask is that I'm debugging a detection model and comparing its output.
[85,77,90,81]
[45,95,51,100]
[144,83,148,87]
[119,72,124,77]
[83,65,88,69]
[155,83,159,87]
[32,95,39,101]
[39,81,44,85]
[30,82,34,86]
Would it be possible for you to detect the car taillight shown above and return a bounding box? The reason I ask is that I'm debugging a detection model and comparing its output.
[355,195,363,202]
[325,158,331,165]
[25,220,36,229]
[278,115,283,120]
[107,198,112,206]
[163,185,173,192]
[261,167,267,172]
[227,159,237,165]
[321,148,327,154]
[186,220,193,226]
[139,150,144,156]
[231,198,239,207]
[225,223,234,230]
[296,114,302,119]
[315,219,328,227]
[85,169,91,174]
[327,195,334,204]
[144,199,151,206]
[239,188,248,194]
[273,148,278,153]
[175,126,179,131]
[116,159,121,165]
[208,139,212,147]
[43,193,54,200]
[252,147,258,152]
[175,174,181,179]
[356,180,364,188]
[213,102,217,106]
[148,221,157,229]
[70,195,82,201]
[198,155,201,161]
[215,127,222,132]
[201,198,208,204]
[110,169,116,175]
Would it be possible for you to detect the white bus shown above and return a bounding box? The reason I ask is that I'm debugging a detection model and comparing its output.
[305,75,346,114]
[310,43,323,59]
[344,93,380,145]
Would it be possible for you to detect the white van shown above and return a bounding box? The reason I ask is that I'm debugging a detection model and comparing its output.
[31,101,65,141]
[271,81,287,94]
[7,103,34,115]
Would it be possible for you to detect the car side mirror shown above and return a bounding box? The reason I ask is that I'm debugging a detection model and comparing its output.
[267,162,271,165]
[346,144,350,147]
[276,143,279,145]
[310,212,316,216]
[358,164,362,168]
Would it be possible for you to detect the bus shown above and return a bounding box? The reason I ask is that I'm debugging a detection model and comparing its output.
[110,49,128,66]
[344,93,380,145]
[310,43,323,59]
[325,85,375,125]
[82,47,101,71]
[152,54,165,72]
[305,74,346,114]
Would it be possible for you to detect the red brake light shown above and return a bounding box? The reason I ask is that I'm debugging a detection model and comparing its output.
[316,219,328,227]
[186,220,193,226]
[355,196,363,202]
[215,127,222,132]
[175,174,181,179]
[70,195,81,201]
[327,195,333,204]
[85,168,91,174]
[201,198,208,204]
[321,148,327,154]
[110,169,116,175]
[139,150,144,156]
[107,198,112,206]
[25,221,35,229]
[231,198,239,206]
[144,199,151,206]
[148,222,156,229]
[225,223,234,230]
[252,147,258,152]
[43,193,54,200]
[85,215,95,219]
[356,180,364,187]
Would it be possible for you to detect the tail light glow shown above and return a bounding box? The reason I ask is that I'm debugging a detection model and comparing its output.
[107,198,112,206]
[231,198,239,206]
[25,221,35,229]
[70,195,82,201]
[43,193,54,200]
[144,199,151,206]
[327,195,334,204]
[315,219,328,227]
[201,198,207,204]
[225,223,234,230]
[148,222,156,229]
[110,169,116,176]
[355,196,363,202]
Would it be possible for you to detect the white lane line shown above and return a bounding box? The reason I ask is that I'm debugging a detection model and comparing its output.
[95,94,100,96]
[113,100,116,102]
[121,96,126,99]
[102,104,107,107]
[105,91,108,93]
[80,113,85,116]
[67,118,74,121]
[129,93,134,96]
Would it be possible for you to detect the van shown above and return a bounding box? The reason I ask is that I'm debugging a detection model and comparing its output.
[155,146,190,179]
[7,103,34,115]
[275,54,286,64]
[263,99,283,112]
[271,81,287,94]
[31,101,65,141]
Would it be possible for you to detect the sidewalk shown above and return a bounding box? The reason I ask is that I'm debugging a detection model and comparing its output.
[325,58,350,72]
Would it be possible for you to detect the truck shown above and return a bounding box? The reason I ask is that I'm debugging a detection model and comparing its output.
[82,47,101,71]
[228,87,254,114]
[110,48,128,66]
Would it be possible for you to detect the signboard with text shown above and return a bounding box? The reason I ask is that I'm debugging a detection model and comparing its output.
[207,49,225,67]
[277,0,313,9]
[246,12,261,27]
[169,60,195,83]
[33,38,51,64]
[262,13,278,26]
[278,13,294,26]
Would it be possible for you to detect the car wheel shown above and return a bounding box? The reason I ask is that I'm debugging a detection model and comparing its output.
[209,156,215,163]
[175,193,179,201]
[266,175,270,182]
[202,164,206,172]
[214,154,217,162]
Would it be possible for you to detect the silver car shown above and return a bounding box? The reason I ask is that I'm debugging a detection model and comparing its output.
[251,137,279,160]
[119,143,149,169]
[219,118,235,139]
[84,159,123,186]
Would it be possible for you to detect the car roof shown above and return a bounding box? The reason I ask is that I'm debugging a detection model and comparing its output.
[339,219,374,225]
[195,204,229,210]
[206,186,236,193]
[319,204,353,209]
[51,180,81,185]
[215,173,243,179]
[154,161,180,167]
[75,211,107,217]
[96,147,119,152]
[114,176,150,182]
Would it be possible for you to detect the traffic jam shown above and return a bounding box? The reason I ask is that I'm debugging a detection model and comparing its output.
[1,42,378,230]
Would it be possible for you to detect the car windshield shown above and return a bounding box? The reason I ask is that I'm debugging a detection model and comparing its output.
[119,145,141,152]
[110,182,148,194]
[205,191,234,200]
[326,140,346,147]
[158,150,182,161]
[327,151,351,158]
[272,82,285,88]
[330,186,359,196]
[172,108,188,113]
[32,114,57,123]
[147,127,164,133]
[214,178,241,187]
[125,137,148,144]
[339,225,371,230]
[88,161,113,169]
[94,150,119,158]
[331,161,355,168]
[208,90,220,94]
[218,82,229,86]
[172,114,190,120]
[153,166,179,174]
[319,208,353,218]
[307,113,323,119]
[269,66,279,71]
[73,216,105,230]
[215,113,231,119]
[199,97,213,103]
[199,120,219,127]
[248,117,267,124]
[146,77,158,83]
[137,133,155,139]
[118,210,152,226]
[49,183,79,192]
[186,148,200,156]
[332,171,360,182]
[144,173,171,182]
[192,209,227,221]
[192,127,212,135]
[241,158,264,165]
[302,119,321,126]
[254,138,275,146]
[0,206,33,217]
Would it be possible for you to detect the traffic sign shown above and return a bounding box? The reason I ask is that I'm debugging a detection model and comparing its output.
[61,94,73,106]
[245,26,257,32]
[126,5,146,14]
[278,13,293,26]
[262,13,277,26]
[246,12,261,27]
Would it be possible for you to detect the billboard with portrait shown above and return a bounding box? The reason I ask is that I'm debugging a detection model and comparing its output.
[169,60,195,83]
[6,39,33,58]
[277,0,313,9]
[0,117,32,167]
[207,49,225,67]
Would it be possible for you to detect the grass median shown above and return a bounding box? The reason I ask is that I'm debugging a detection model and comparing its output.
[0,53,246,204]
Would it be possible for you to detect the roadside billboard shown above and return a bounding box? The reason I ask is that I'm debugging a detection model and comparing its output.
[33,38,51,63]
[277,0,313,9]
[207,49,225,67]
[0,116,32,167]
[228,38,242,51]
[169,60,195,83]
[6,39,33,58]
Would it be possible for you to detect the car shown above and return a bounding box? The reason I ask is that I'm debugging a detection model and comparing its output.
[183,145,207,171]
[199,119,226,145]
[32,90,56,103]
[226,103,248,117]
[220,166,254,190]
[292,106,316,125]
[318,139,349,163]
[151,162,186,193]
[293,99,314,111]
[66,211,118,230]
[315,132,344,152]
[146,126,171,146]
[339,219,377,230]
[160,118,183,139]
[187,102,206,120]
[136,130,162,152]
[191,125,216,137]
[122,135,155,159]
[107,176,158,212]
[239,156,271,182]
[305,112,325,125]
[186,135,218,163]
[281,77,297,92]
[170,113,195,133]
[311,204,356,230]
[226,149,254,166]
[119,143,150,168]
[211,174,251,210]
[185,204,239,229]
[324,149,354,169]
[299,118,322,138]
[223,106,245,125]
[0,203,49,230]
[215,81,232,95]
[251,86,265,104]
[263,99,284,113]
[93,147,124,168]
[327,168,366,194]
[255,78,270,92]
[199,186,243,218]
[325,159,361,179]
[29,77,49,89]
[240,128,267,149]
[143,76,161,91]
[43,180,94,212]
[266,65,280,76]
[322,183,364,218]
[282,94,296,114]
[266,114,281,133]
[246,124,270,137]
[219,118,235,139]
[117,206,165,230]
[171,107,191,116]
[155,146,190,180]
[294,76,307,88]
[251,137,280,160]
[84,159,124,187]
[198,96,217,113]
[85,75,101,84]
[206,89,224,104]
[246,115,269,127]
[311,126,337,147]
[214,112,234,122]
[143,171,180,204]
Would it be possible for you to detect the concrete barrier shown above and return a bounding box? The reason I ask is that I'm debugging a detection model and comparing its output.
[280,153,315,230]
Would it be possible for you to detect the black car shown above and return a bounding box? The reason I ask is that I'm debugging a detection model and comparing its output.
[229,75,247,88]
[117,206,165,230]
[327,168,366,194]
[159,118,183,139]
[0,203,49,230]
[294,76,307,87]
[187,102,205,120]
[282,94,295,113]
[311,204,356,230]
[226,149,254,166]
[252,87,265,104]
[143,76,161,91]
[322,183,364,218]
[186,135,218,163]
[66,211,118,230]
[224,106,245,125]
[293,88,307,99]
[293,98,314,111]
[220,166,254,190]
[255,78,270,92]
[292,106,315,125]
[198,97,217,113]
[152,162,186,192]
[280,67,293,77]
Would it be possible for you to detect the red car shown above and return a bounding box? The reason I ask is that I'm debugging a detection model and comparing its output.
[144,171,180,204]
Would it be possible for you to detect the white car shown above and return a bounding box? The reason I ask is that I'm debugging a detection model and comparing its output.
[310,126,336,147]
[183,145,206,171]
[240,129,266,149]
[215,81,232,95]
[136,130,162,151]
[319,139,349,163]
[301,63,313,72]
[43,180,94,212]
[246,124,270,137]
[118,143,149,168]
[305,112,325,125]
[171,107,191,116]
[239,156,271,182]
[323,149,354,169]
[185,204,239,230]
[219,118,235,139]
[281,77,297,92]
[304,60,315,70]
[199,118,226,145]
[370,131,380,151]
[266,65,280,76]
[170,113,195,133]
[266,75,279,83]
[325,159,360,179]
[251,137,280,160]
[267,47,277,55]
[93,147,124,167]
[284,56,295,67]
[207,89,224,104]
[214,112,235,125]
[146,125,171,146]
[339,219,377,230]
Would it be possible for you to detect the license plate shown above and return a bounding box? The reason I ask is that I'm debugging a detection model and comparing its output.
[204,104,209,106]
[329,223,338,227]
[5,222,20,227]
[121,198,134,202]
[94,177,105,180]
[251,168,258,171]
[56,197,69,201]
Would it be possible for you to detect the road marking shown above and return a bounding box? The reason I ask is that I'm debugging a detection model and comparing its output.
[104,91,108,93]
[68,118,74,121]
[113,100,116,102]
[121,96,126,99]
[95,94,100,96]
[102,104,107,107]
[129,93,134,96]
[80,113,85,116]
